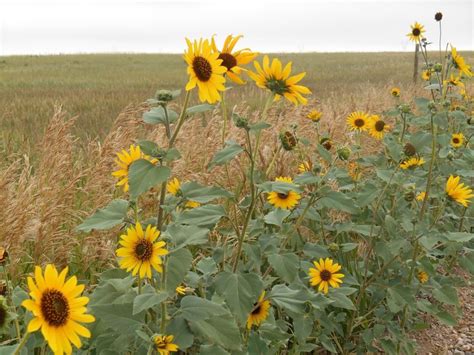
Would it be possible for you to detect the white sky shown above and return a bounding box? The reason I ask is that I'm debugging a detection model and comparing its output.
[0,0,472,55]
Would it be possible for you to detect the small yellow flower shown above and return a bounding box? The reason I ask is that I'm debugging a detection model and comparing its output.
[167,178,200,208]
[444,74,464,88]
[246,292,270,329]
[348,162,362,181]
[417,271,429,283]
[175,285,186,295]
[416,191,426,201]
[347,111,370,132]
[421,70,432,81]
[400,157,425,170]
[407,22,425,43]
[309,258,344,294]
[446,175,474,207]
[267,177,301,209]
[152,334,179,354]
[391,87,401,97]
[450,133,464,148]
[298,161,312,173]
[307,110,322,122]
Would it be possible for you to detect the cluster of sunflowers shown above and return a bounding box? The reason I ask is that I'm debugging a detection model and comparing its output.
[1,13,473,355]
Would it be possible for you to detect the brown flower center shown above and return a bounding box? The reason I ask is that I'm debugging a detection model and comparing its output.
[40,289,70,326]
[453,138,460,144]
[320,270,332,281]
[135,239,153,261]
[218,53,237,71]
[354,118,365,127]
[374,120,385,132]
[277,193,289,200]
[412,28,421,36]
[252,304,262,315]
[192,56,212,82]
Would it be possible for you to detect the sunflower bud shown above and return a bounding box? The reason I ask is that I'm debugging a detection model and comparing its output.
[337,147,351,161]
[155,90,174,104]
[280,131,297,151]
[403,143,417,156]
[233,114,249,130]
[404,191,415,202]
[328,243,340,252]
[0,248,7,264]
[434,12,443,21]
[320,137,332,150]
[433,63,443,72]
[447,150,455,160]
[467,116,474,125]
[441,100,451,109]
[428,101,437,111]
[399,104,411,114]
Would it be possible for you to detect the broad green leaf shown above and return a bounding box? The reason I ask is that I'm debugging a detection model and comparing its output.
[263,209,290,228]
[189,314,241,351]
[248,121,271,133]
[208,141,244,169]
[181,181,232,203]
[200,344,230,355]
[165,224,209,248]
[77,199,128,232]
[166,316,194,349]
[435,311,457,326]
[128,159,170,199]
[143,106,178,124]
[214,271,262,324]
[180,296,229,320]
[317,144,332,163]
[433,285,458,306]
[329,292,355,310]
[267,253,298,283]
[319,191,360,214]
[166,248,193,293]
[176,205,226,227]
[445,232,474,243]
[132,291,168,315]
[186,104,215,115]
[91,303,144,333]
[269,285,306,314]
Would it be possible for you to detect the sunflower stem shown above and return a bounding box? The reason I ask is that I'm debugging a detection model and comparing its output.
[169,90,191,148]
[163,105,171,140]
[160,262,168,333]
[3,260,21,340]
[419,114,437,219]
[13,331,30,355]
[221,89,229,146]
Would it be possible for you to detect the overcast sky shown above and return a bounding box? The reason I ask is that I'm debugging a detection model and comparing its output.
[0,0,472,55]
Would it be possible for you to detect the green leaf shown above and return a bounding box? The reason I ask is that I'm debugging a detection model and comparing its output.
[176,205,226,227]
[267,253,298,283]
[77,199,128,232]
[186,104,215,115]
[91,303,144,333]
[435,311,457,326]
[200,344,230,355]
[128,160,170,199]
[445,232,474,243]
[319,191,359,214]
[208,141,244,169]
[166,248,193,293]
[180,295,230,320]
[214,271,262,324]
[180,181,232,203]
[166,316,194,350]
[165,224,209,248]
[433,286,458,306]
[143,106,178,124]
[132,291,168,315]
[263,209,290,228]
[248,121,271,133]
[317,144,332,163]
[269,285,306,314]
[329,292,355,310]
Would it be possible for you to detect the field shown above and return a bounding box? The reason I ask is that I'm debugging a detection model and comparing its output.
[0,47,473,354]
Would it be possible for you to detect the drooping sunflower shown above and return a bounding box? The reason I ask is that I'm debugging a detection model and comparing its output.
[309,258,344,294]
[298,161,312,173]
[112,145,154,193]
[248,55,311,105]
[421,70,432,81]
[246,291,270,329]
[416,191,426,201]
[450,133,464,148]
[407,22,425,42]
[400,157,425,170]
[445,74,464,88]
[347,111,370,132]
[368,115,390,140]
[445,175,474,207]
[267,177,301,209]
[166,178,201,208]
[184,38,227,103]
[211,35,258,85]
[116,223,168,279]
[22,264,95,355]
[307,110,322,122]
[417,271,429,283]
[451,45,473,77]
[391,87,401,97]
[152,334,179,355]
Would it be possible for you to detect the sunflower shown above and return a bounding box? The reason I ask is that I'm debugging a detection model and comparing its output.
[307,110,322,122]
[445,175,474,207]
[112,145,152,192]
[451,46,473,77]
[211,35,258,85]
[347,111,370,132]
[348,162,362,181]
[152,334,179,355]
[450,133,464,148]
[407,22,425,42]
[166,178,200,208]
[368,115,390,140]
[416,191,426,201]
[116,223,168,279]
[175,285,186,295]
[267,177,301,209]
[248,55,311,105]
[417,271,429,283]
[309,258,344,294]
[22,264,95,355]
[184,38,227,103]
[246,291,270,329]
[421,70,432,81]
[391,87,401,97]
[298,161,312,173]
[400,157,425,170]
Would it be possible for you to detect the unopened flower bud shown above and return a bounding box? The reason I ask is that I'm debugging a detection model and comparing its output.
[328,243,340,252]
[155,90,174,104]
[320,137,332,150]
[399,104,411,114]
[428,101,436,110]
[447,150,455,160]
[337,147,351,161]
[433,63,443,72]
[233,114,249,130]
[435,12,443,21]
[404,191,415,202]
[280,131,298,151]
[403,143,417,156]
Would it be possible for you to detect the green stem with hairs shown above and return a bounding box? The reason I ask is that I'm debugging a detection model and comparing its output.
[13,332,31,355]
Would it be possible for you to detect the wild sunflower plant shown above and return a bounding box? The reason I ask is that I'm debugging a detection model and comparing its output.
[2,17,473,355]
